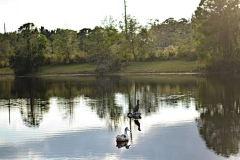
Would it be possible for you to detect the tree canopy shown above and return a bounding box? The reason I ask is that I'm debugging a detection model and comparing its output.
[194,0,240,73]
[2,5,240,75]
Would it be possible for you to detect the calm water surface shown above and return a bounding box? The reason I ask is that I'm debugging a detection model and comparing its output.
[0,74,240,160]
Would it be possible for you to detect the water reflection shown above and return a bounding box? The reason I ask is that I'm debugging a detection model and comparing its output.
[0,75,240,159]
[196,77,240,158]
[134,120,141,131]
[17,78,49,127]
[0,75,200,129]
[116,141,131,149]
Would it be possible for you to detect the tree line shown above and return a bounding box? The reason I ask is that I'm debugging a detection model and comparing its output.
[1,0,240,75]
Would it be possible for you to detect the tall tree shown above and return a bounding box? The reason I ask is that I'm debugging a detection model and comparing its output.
[77,28,92,51]
[119,15,140,61]
[136,26,155,60]
[49,29,79,63]
[83,16,121,73]
[194,0,240,72]
[9,23,48,76]
[18,23,38,71]
[0,33,16,67]
[40,26,55,39]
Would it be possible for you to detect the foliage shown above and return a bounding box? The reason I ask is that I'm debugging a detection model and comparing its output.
[194,0,240,73]
[49,29,79,63]
[1,16,197,76]
[83,16,122,74]
[3,10,240,75]
[0,32,17,67]
[196,76,240,157]
[163,45,178,60]
[9,23,48,76]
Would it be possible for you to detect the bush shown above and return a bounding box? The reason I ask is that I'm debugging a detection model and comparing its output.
[155,45,178,61]
[9,55,31,76]
[0,60,5,67]
[206,58,240,74]
[156,50,167,61]
[75,52,87,63]
[95,56,122,75]
[95,64,108,74]
[109,57,121,72]
[177,51,197,61]
[0,59,10,67]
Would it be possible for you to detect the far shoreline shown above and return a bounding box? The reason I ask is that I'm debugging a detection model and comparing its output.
[0,71,205,79]
[0,60,206,78]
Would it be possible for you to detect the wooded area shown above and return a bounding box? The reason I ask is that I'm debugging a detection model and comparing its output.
[1,0,240,76]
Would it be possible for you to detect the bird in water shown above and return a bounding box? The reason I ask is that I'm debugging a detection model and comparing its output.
[116,127,130,141]
[133,100,140,113]
[127,112,141,119]
[127,100,141,119]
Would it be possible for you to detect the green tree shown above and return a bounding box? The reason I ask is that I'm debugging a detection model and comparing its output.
[83,26,107,63]
[148,18,178,52]
[32,34,48,71]
[9,23,47,76]
[49,29,79,64]
[119,15,140,61]
[136,26,155,60]
[77,28,92,51]
[174,19,197,60]
[83,16,121,74]
[194,0,240,73]
[0,32,17,67]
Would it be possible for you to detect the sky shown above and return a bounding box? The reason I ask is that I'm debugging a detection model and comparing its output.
[0,0,200,33]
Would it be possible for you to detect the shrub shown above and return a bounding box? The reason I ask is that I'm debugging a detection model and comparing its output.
[157,50,167,61]
[95,56,122,75]
[206,58,240,74]
[75,52,87,63]
[156,45,178,60]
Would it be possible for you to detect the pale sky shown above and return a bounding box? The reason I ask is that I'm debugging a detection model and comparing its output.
[0,0,200,33]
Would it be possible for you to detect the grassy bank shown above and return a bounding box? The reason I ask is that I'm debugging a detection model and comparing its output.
[122,60,204,73]
[0,67,14,75]
[0,60,205,75]
[40,63,96,75]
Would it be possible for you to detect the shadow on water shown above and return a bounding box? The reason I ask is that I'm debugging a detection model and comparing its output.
[1,75,240,157]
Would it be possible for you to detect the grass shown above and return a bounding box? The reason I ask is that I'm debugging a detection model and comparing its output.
[0,60,205,75]
[40,63,96,75]
[0,67,14,75]
[122,60,205,73]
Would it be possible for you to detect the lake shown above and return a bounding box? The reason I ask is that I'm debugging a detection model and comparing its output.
[0,74,240,160]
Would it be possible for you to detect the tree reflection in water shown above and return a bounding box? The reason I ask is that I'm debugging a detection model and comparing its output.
[196,77,240,158]
[2,75,240,157]
[14,78,49,127]
[0,75,202,129]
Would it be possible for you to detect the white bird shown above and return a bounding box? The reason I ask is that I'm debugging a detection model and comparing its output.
[116,127,130,142]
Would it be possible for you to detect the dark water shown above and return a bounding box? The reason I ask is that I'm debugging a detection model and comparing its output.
[0,74,240,160]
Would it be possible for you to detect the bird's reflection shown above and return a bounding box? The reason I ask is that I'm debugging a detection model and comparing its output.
[134,120,141,131]
[116,141,131,149]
